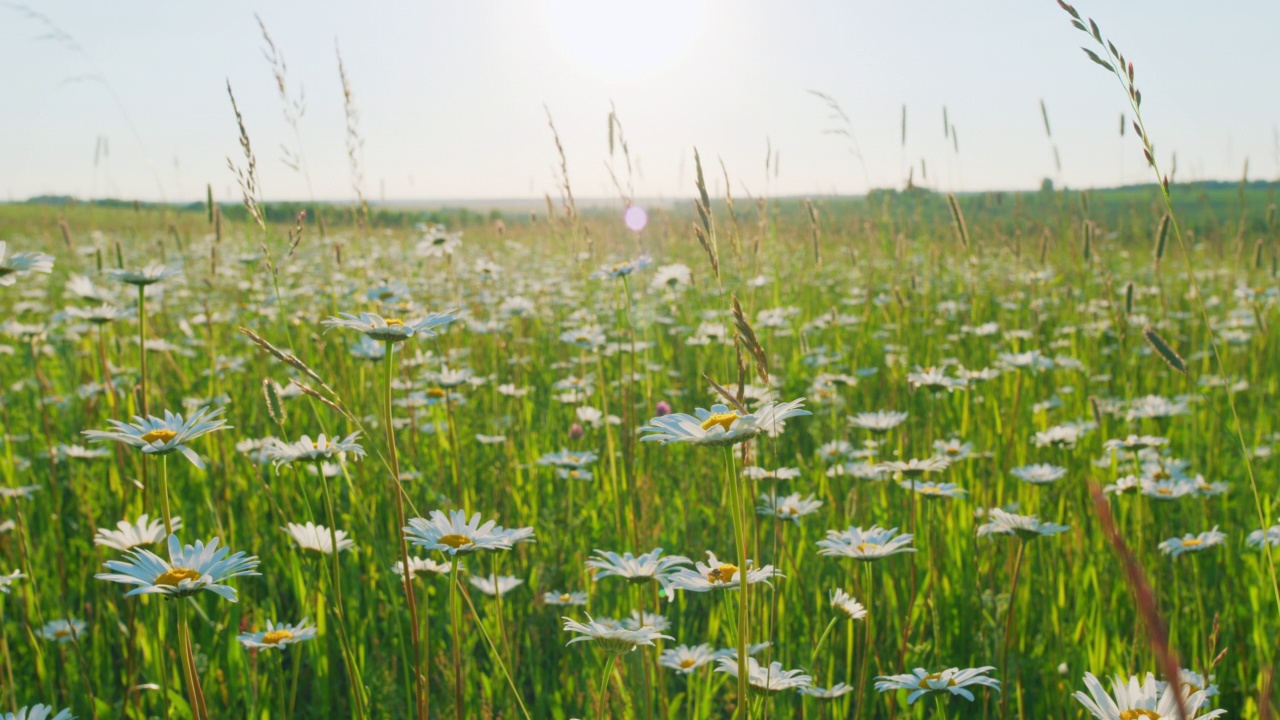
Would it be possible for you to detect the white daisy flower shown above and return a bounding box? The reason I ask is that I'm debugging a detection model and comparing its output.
[878,457,950,477]
[742,466,802,481]
[1158,527,1227,558]
[830,588,867,619]
[105,264,182,287]
[802,683,855,699]
[283,522,356,555]
[37,618,87,643]
[715,656,812,694]
[1011,463,1067,485]
[976,509,1069,540]
[848,410,909,433]
[0,569,25,594]
[585,548,691,585]
[403,509,535,556]
[265,432,365,466]
[392,556,456,579]
[96,534,260,602]
[82,407,230,469]
[562,613,672,654]
[94,514,183,552]
[1246,525,1280,548]
[639,399,811,447]
[237,618,318,650]
[322,310,455,343]
[898,479,967,499]
[817,525,916,561]
[874,666,1001,704]
[4,704,75,720]
[757,492,823,523]
[544,590,588,606]
[1073,671,1224,720]
[469,574,524,597]
[664,551,780,592]
[0,242,55,286]
[659,644,718,674]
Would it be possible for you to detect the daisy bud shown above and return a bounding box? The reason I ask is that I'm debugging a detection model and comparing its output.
[568,423,585,440]
[655,400,672,416]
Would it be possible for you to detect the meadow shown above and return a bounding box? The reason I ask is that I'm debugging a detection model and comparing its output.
[1,6,1279,720]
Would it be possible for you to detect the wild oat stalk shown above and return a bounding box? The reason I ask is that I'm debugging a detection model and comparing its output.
[1058,0,1280,622]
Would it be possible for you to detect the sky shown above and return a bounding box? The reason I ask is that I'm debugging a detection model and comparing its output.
[1,0,1278,204]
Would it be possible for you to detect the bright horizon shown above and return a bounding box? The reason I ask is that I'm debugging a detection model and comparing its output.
[2,0,1278,205]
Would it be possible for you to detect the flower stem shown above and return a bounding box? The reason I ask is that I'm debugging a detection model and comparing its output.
[385,342,427,720]
[450,554,465,720]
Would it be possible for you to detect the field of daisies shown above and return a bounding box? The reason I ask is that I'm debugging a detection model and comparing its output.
[0,180,1277,720]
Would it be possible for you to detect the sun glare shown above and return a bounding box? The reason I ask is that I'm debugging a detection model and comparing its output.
[541,0,708,80]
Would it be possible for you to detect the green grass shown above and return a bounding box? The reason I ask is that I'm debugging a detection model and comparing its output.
[0,186,1276,719]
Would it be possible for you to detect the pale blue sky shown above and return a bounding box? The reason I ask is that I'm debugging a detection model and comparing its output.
[2,0,1277,203]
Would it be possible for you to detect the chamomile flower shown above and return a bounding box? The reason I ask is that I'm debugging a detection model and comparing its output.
[265,432,365,466]
[1158,527,1227,558]
[650,263,691,291]
[830,588,868,619]
[899,479,967,499]
[283,522,356,555]
[1155,669,1219,708]
[817,525,916,561]
[392,556,456,578]
[742,466,802,481]
[37,618,87,643]
[105,264,182,286]
[322,310,455,343]
[659,644,719,674]
[1011,463,1067,485]
[82,407,230,469]
[537,449,598,469]
[592,255,652,280]
[0,242,55,286]
[715,657,812,694]
[848,410,909,434]
[664,551,779,592]
[1246,525,1280,548]
[66,304,129,325]
[1104,435,1169,454]
[3,705,75,720]
[1073,672,1224,720]
[96,534,260,602]
[0,569,24,593]
[470,574,524,597]
[802,683,855,699]
[94,514,182,552]
[238,619,318,650]
[878,457,950,477]
[757,492,823,523]
[544,590,588,606]
[639,399,811,447]
[562,613,672,654]
[933,438,974,461]
[623,610,670,631]
[977,508,1068,540]
[586,548,691,585]
[404,509,534,556]
[874,666,1000,704]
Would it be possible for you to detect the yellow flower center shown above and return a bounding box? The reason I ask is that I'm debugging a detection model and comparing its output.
[438,534,474,550]
[917,672,957,689]
[855,543,880,554]
[1119,711,1161,720]
[679,658,697,669]
[1182,539,1202,547]
[1156,488,1173,495]
[140,429,178,444]
[155,567,203,587]
[707,563,739,584]
[262,629,294,645]
[54,628,71,639]
[945,447,960,455]
[426,387,447,399]
[559,594,572,603]
[385,318,405,326]
[700,412,740,432]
